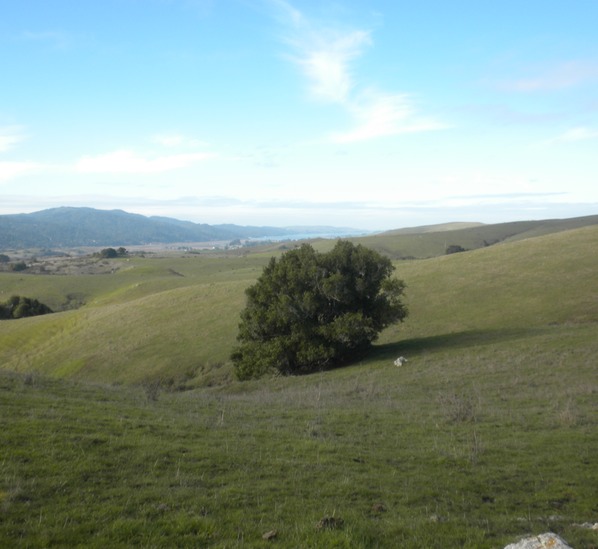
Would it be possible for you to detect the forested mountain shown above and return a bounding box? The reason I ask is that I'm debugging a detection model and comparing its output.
[0,207,311,249]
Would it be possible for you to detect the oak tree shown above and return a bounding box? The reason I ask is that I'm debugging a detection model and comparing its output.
[232,241,407,379]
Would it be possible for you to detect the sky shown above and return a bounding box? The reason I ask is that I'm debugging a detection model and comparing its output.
[1,0,597,230]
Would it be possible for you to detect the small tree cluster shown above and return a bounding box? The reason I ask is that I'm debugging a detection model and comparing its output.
[97,247,128,258]
[10,261,28,272]
[0,295,53,320]
[445,244,466,255]
[232,241,407,379]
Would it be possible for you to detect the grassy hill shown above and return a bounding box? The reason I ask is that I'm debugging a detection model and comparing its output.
[1,225,597,384]
[346,214,598,259]
[1,226,597,547]
[0,253,268,385]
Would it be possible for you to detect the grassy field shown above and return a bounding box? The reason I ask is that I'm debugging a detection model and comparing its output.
[0,226,597,547]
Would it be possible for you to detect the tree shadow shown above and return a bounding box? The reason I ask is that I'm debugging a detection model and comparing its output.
[372,327,548,362]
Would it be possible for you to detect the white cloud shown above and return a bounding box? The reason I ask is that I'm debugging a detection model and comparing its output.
[0,126,27,152]
[76,149,216,174]
[552,126,598,142]
[297,30,371,103]
[0,161,38,181]
[272,1,446,143]
[0,127,36,181]
[331,92,449,143]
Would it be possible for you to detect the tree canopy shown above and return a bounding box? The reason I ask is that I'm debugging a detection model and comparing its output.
[232,241,407,379]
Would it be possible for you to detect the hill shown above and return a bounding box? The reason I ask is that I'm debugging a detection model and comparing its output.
[351,214,598,259]
[1,225,597,547]
[0,224,597,386]
[0,207,354,250]
[382,221,484,235]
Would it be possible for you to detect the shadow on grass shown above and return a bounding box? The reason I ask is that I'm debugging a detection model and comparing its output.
[372,327,549,362]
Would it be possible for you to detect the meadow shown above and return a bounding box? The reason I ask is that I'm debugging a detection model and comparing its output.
[1,226,597,547]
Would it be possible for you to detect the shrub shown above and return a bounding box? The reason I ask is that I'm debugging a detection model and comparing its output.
[10,261,27,271]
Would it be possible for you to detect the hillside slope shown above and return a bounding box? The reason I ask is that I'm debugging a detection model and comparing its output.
[354,214,598,259]
[0,225,596,386]
[1,226,597,548]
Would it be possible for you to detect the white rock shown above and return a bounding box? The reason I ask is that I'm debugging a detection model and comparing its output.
[574,521,598,530]
[504,532,572,549]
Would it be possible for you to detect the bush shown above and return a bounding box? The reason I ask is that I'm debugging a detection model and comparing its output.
[232,241,407,379]
[10,261,28,271]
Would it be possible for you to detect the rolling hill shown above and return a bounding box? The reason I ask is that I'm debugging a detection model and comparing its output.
[351,214,598,259]
[1,223,597,386]
[1,223,597,547]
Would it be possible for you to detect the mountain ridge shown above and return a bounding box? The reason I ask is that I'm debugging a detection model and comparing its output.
[0,207,364,249]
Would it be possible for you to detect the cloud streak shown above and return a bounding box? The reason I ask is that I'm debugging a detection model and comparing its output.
[21,30,70,50]
[551,126,598,142]
[76,149,215,174]
[272,1,447,143]
[499,60,598,92]
[331,92,447,143]
[150,133,209,149]
[0,126,27,153]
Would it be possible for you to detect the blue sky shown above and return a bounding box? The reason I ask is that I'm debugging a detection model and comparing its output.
[1,0,597,230]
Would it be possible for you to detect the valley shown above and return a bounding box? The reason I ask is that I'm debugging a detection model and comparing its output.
[0,220,597,547]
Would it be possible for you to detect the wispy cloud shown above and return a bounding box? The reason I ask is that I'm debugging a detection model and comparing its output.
[76,149,216,174]
[295,29,371,103]
[271,0,447,143]
[499,60,598,92]
[0,126,27,153]
[0,127,35,181]
[331,91,447,143]
[21,30,70,50]
[150,133,209,149]
[551,126,598,142]
[0,161,39,182]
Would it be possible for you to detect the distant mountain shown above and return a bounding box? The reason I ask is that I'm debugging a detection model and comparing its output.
[0,207,293,249]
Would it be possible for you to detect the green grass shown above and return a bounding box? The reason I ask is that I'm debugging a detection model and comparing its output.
[1,323,596,547]
[347,214,598,259]
[0,226,597,546]
[0,254,266,384]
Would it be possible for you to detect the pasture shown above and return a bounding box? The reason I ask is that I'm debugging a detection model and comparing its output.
[1,226,597,547]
